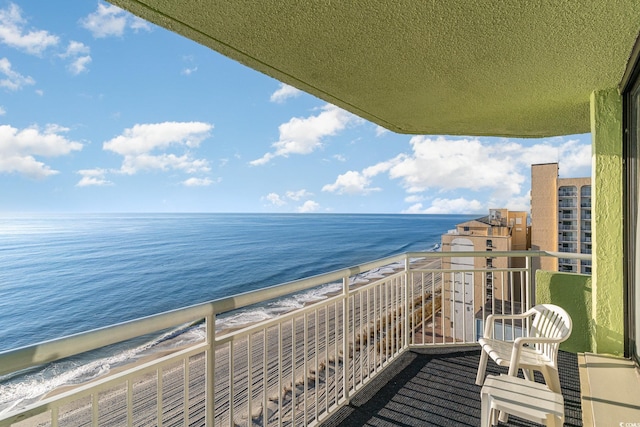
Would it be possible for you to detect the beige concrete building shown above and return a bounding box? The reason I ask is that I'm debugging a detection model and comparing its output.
[530,163,592,274]
[440,209,529,341]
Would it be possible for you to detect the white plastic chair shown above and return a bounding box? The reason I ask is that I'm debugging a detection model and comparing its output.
[475,304,573,393]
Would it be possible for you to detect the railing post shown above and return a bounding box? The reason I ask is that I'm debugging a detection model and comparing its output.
[404,255,410,349]
[526,254,534,310]
[206,313,215,427]
[342,274,350,403]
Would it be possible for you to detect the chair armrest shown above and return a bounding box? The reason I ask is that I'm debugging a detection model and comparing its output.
[487,313,530,321]
[507,335,565,375]
[514,336,566,346]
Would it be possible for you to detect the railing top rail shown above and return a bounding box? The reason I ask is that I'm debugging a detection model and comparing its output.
[406,250,591,260]
[0,252,406,375]
[0,249,591,376]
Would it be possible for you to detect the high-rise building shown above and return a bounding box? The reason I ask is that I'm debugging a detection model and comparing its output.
[440,208,529,341]
[530,163,592,274]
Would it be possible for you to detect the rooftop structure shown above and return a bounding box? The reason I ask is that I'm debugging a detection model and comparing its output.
[441,209,529,341]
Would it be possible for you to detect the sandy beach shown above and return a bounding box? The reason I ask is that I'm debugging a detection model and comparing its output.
[25,256,443,426]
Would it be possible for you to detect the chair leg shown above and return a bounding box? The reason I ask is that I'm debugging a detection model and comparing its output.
[542,366,562,393]
[476,350,488,385]
[480,393,492,427]
[523,368,534,381]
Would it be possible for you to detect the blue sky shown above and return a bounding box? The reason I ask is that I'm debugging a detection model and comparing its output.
[0,1,592,214]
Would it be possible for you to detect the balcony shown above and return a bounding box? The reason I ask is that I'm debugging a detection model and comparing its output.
[0,251,602,426]
[560,213,578,220]
[559,222,577,231]
[558,188,578,197]
[558,201,577,208]
[558,233,578,243]
[323,347,581,426]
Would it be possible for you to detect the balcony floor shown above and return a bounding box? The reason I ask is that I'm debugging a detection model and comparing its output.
[323,347,582,426]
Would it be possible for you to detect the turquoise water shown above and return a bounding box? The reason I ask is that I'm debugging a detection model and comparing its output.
[0,213,472,410]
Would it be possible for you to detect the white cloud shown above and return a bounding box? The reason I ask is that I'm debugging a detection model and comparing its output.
[362,159,397,177]
[297,200,320,213]
[104,122,211,155]
[120,153,210,175]
[286,189,312,201]
[0,106,5,115]
[323,135,590,212]
[68,55,92,75]
[181,55,197,76]
[553,139,592,176]
[61,40,90,57]
[0,3,59,55]
[270,83,302,103]
[362,136,590,200]
[129,16,152,33]
[386,136,524,195]
[265,192,286,206]
[263,189,315,208]
[182,177,214,187]
[80,3,150,38]
[0,124,82,178]
[0,57,35,90]
[333,154,347,162]
[322,170,381,195]
[60,41,92,75]
[250,104,358,165]
[76,169,112,187]
[103,121,213,175]
[404,195,424,203]
[375,126,389,137]
[502,191,531,212]
[403,198,485,214]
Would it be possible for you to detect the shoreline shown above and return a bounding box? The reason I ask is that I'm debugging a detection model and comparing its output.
[13,253,443,423]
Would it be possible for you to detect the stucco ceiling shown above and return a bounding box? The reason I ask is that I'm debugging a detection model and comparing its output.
[107,0,640,137]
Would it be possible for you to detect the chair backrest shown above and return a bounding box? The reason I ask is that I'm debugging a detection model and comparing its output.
[528,304,573,364]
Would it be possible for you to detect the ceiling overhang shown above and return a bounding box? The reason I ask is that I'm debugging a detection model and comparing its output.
[107,0,640,137]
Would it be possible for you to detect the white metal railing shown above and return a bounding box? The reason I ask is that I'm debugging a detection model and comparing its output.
[0,251,589,427]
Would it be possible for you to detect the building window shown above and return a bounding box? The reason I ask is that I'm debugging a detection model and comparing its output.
[486,239,492,248]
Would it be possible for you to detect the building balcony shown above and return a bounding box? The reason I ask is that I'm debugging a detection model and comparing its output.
[558,202,577,208]
[560,214,578,220]
[559,223,577,231]
[0,251,632,427]
[558,189,578,197]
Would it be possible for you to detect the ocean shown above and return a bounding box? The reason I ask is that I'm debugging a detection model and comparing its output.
[0,213,472,412]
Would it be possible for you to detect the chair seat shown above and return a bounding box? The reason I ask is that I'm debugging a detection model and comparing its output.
[479,337,552,369]
[480,374,564,427]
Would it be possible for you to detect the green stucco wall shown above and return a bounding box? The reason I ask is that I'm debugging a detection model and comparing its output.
[536,270,593,353]
[590,88,624,355]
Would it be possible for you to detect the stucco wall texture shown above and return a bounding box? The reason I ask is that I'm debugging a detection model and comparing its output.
[536,270,593,353]
[591,88,624,355]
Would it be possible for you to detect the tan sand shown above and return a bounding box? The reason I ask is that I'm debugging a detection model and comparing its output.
[25,257,443,426]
